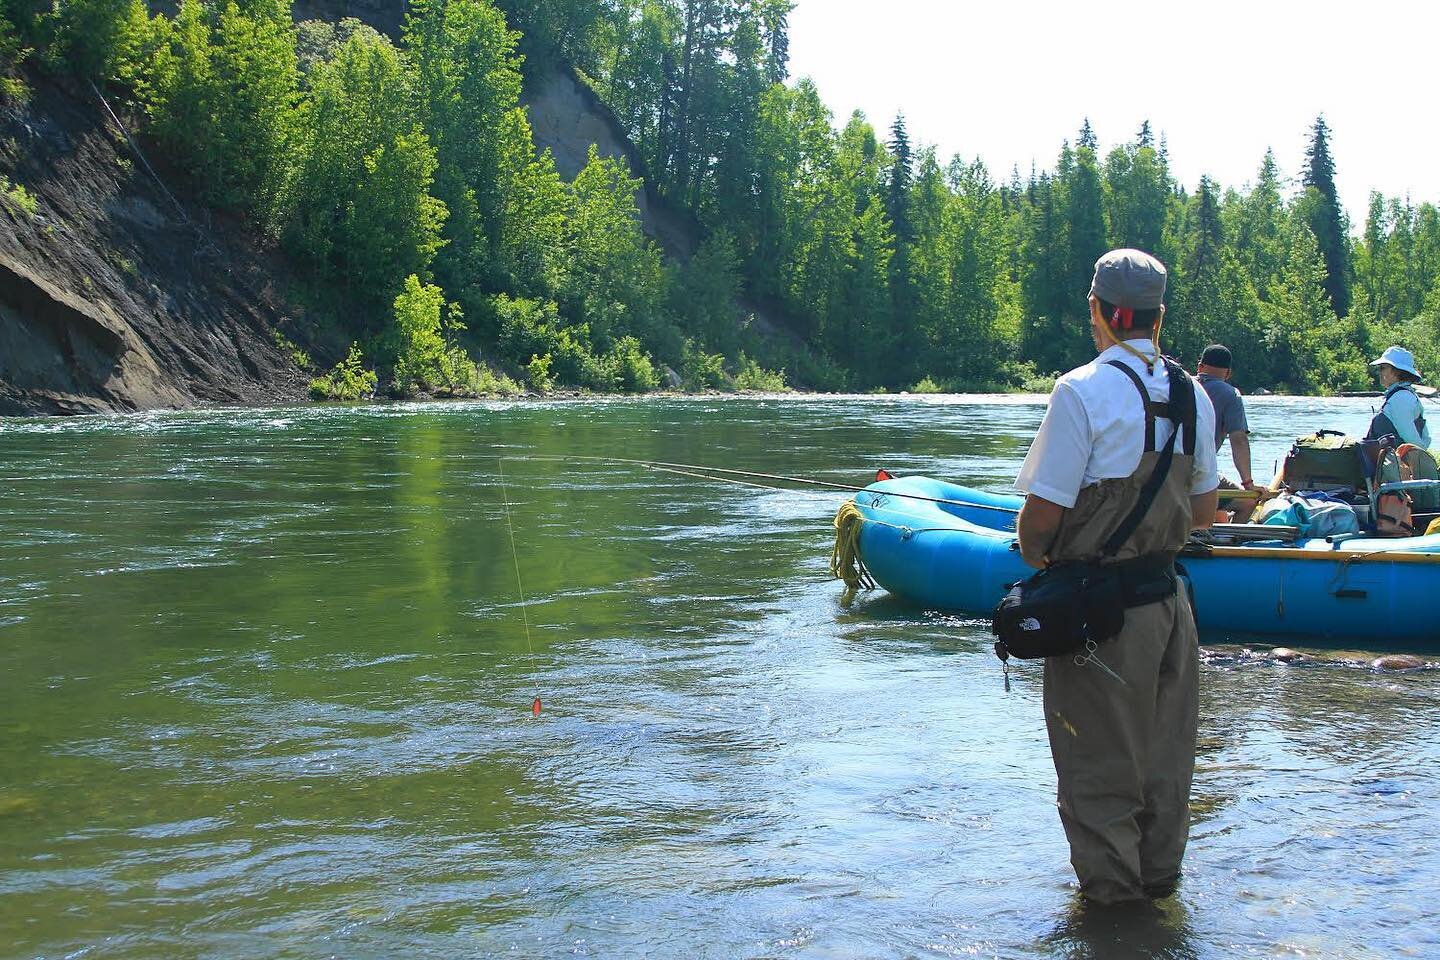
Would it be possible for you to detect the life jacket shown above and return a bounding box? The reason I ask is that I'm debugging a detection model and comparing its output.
[1396,444,1440,512]
[1376,489,1416,537]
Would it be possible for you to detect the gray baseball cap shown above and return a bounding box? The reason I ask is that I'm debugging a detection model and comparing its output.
[1090,248,1167,309]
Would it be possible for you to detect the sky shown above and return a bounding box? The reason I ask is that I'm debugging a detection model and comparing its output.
[787,0,1440,227]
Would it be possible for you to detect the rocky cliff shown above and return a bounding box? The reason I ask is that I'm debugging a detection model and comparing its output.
[0,78,307,416]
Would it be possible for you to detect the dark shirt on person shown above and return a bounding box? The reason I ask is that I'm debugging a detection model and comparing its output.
[1197,373,1247,450]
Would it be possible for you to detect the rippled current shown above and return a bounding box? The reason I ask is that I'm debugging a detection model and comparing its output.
[2,395,1437,958]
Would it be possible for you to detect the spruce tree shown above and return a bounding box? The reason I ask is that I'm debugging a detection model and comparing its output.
[1136,120,1154,150]
[887,113,913,242]
[759,0,791,84]
[1302,114,1352,316]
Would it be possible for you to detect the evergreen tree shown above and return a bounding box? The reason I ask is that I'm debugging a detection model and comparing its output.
[1063,137,1108,359]
[758,0,791,83]
[1228,148,1287,301]
[887,113,913,242]
[1301,114,1351,316]
[1173,176,1225,361]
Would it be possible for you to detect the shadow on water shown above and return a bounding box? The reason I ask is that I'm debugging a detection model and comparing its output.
[1038,899,1197,960]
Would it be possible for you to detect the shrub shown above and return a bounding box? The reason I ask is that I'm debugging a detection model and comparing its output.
[0,177,37,217]
[309,342,377,400]
[493,293,616,390]
[270,329,312,371]
[604,336,659,392]
[472,365,522,396]
[910,376,943,394]
[785,346,849,392]
[526,354,555,392]
[390,274,475,396]
[732,353,787,392]
[680,342,729,391]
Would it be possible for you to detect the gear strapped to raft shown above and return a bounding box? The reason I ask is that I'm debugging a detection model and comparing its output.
[991,358,1196,664]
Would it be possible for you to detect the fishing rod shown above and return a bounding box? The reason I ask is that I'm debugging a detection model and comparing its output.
[522,455,1023,515]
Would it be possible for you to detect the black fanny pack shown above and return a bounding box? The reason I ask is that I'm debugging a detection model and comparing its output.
[991,358,1195,662]
[991,556,1178,660]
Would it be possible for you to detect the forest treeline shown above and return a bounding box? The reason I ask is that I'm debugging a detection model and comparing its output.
[4,0,1440,396]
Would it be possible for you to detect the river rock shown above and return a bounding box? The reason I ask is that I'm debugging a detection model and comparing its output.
[1271,647,1307,663]
[1371,654,1426,671]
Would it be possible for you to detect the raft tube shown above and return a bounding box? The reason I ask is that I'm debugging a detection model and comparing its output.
[853,475,1440,648]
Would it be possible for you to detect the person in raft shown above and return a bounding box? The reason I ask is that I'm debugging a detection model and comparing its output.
[1013,248,1219,905]
[1366,345,1432,450]
[1195,345,1253,489]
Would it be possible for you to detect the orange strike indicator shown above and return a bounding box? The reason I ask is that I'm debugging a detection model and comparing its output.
[532,697,542,716]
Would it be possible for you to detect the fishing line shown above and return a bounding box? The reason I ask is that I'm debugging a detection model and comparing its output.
[497,458,541,717]
[523,455,1022,515]
[627,463,988,537]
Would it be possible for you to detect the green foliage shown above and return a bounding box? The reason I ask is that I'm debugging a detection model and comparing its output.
[404,0,522,297]
[0,4,30,101]
[140,0,299,211]
[43,0,130,80]
[564,145,668,346]
[680,342,729,391]
[309,342,378,400]
[525,353,555,392]
[280,30,447,312]
[471,365,523,396]
[270,329,313,371]
[602,335,660,392]
[390,274,476,396]
[910,376,943,394]
[293,17,377,72]
[669,231,743,355]
[494,108,571,300]
[0,175,37,216]
[1302,115,1351,317]
[732,354,787,392]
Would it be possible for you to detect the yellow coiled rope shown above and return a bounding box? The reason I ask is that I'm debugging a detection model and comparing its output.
[830,500,875,607]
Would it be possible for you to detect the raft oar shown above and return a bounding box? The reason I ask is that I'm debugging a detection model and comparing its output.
[523,455,1022,515]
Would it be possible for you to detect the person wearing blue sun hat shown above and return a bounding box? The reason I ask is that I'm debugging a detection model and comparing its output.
[1366,346,1431,450]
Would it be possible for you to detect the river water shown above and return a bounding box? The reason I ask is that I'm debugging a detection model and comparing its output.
[2,395,1436,959]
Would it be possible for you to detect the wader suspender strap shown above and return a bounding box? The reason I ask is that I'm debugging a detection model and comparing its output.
[1108,360,1167,452]
[1100,359,1197,557]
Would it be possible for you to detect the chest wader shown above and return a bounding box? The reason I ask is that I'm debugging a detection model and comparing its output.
[1043,360,1201,905]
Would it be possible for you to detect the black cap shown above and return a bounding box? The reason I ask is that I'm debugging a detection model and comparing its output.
[1201,344,1233,369]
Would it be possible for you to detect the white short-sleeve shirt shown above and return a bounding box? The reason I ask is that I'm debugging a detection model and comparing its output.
[1016,341,1221,509]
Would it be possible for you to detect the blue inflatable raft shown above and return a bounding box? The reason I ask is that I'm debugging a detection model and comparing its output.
[846,475,1440,649]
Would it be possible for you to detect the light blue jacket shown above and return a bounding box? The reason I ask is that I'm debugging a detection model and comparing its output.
[1374,383,1432,449]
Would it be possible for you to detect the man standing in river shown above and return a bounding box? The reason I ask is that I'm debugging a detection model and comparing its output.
[1014,249,1219,905]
